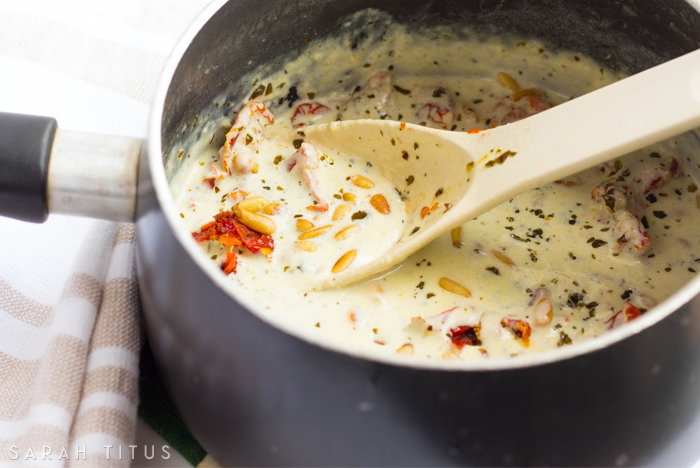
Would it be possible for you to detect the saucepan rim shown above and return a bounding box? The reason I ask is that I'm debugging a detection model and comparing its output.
[146,0,700,372]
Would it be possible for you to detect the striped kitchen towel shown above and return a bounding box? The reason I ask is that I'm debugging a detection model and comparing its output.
[0,221,141,466]
[0,0,211,465]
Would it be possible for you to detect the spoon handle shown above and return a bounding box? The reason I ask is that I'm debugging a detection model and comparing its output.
[456,48,700,219]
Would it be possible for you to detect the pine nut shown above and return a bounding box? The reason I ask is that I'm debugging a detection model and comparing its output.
[263,203,281,215]
[533,298,553,325]
[296,218,314,232]
[439,277,471,298]
[343,192,357,203]
[237,195,267,212]
[442,351,460,360]
[451,227,462,248]
[296,240,317,252]
[332,250,357,273]
[236,209,276,234]
[370,194,390,214]
[511,88,539,102]
[333,204,352,221]
[335,225,359,241]
[298,225,332,240]
[351,175,375,189]
[493,250,516,268]
[396,343,414,355]
[497,72,519,91]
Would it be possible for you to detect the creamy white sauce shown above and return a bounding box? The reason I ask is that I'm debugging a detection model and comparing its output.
[169,15,700,360]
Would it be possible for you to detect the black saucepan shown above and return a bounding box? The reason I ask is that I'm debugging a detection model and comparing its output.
[3,0,700,465]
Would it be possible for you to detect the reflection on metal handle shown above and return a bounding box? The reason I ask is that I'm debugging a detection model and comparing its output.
[48,130,142,222]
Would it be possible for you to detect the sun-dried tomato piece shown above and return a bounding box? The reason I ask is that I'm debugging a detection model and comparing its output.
[669,157,680,177]
[218,234,242,247]
[192,221,217,243]
[191,210,274,256]
[500,317,532,347]
[229,216,274,253]
[291,102,331,128]
[202,177,217,189]
[222,248,238,275]
[606,301,642,329]
[449,324,482,349]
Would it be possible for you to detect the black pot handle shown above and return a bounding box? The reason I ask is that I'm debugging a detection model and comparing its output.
[0,111,142,224]
[0,112,57,223]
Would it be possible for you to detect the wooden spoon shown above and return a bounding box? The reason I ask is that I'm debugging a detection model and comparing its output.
[305,48,700,288]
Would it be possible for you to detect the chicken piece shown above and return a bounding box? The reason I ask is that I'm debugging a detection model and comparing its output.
[528,97,551,113]
[416,103,455,129]
[497,107,527,126]
[411,86,456,130]
[221,248,238,275]
[489,95,551,128]
[591,182,631,212]
[528,287,550,307]
[291,102,332,128]
[340,71,394,119]
[528,287,553,326]
[219,101,274,174]
[639,157,680,194]
[612,210,651,256]
[425,307,458,332]
[291,142,329,211]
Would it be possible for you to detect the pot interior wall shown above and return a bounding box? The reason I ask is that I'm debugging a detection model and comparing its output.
[162,0,700,161]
